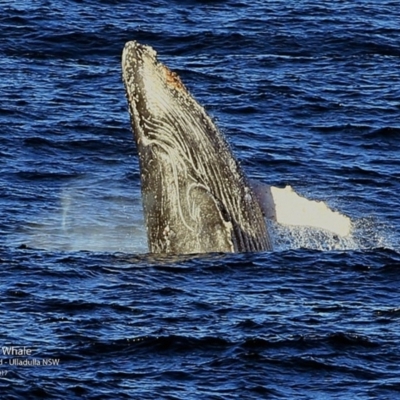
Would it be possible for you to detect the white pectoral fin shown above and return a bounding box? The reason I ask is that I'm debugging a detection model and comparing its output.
[250,180,351,237]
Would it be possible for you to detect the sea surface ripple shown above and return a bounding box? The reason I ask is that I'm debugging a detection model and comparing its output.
[1,1,399,398]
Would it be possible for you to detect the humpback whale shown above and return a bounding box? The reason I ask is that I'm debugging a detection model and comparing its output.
[122,41,272,254]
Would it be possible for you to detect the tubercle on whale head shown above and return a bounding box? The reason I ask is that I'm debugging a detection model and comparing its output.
[164,67,185,91]
[122,41,188,106]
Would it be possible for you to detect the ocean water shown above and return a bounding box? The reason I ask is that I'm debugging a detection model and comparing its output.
[1,0,400,398]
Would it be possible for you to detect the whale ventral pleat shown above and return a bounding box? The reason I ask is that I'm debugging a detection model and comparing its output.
[122,40,273,254]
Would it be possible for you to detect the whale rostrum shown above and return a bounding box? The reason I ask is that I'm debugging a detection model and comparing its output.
[122,41,273,254]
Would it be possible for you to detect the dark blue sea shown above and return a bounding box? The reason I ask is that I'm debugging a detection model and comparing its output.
[1,1,400,398]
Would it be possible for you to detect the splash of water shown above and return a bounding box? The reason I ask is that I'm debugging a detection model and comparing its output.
[18,178,393,254]
[264,185,394,251]
[22,177,147,253]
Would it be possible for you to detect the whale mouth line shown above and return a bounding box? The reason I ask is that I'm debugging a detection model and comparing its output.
[121,44,150,143]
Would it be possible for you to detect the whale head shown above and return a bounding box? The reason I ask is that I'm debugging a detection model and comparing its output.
[122,41,272,254]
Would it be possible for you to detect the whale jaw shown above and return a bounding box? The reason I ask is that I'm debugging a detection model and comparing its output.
[122,41,272,254]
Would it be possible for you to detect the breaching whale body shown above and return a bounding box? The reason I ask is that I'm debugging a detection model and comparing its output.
[122,41,273,254]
